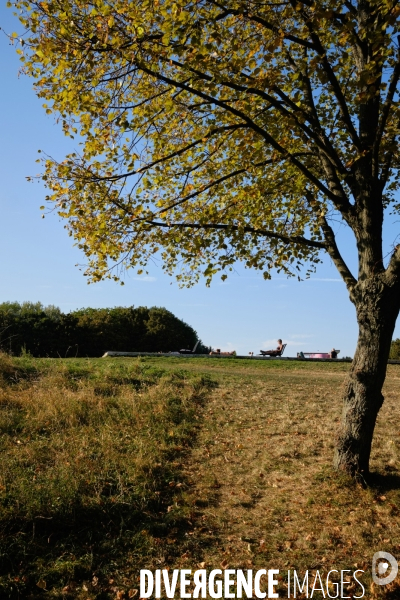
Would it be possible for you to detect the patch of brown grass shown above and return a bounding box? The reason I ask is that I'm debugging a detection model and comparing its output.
[151,361,400,599]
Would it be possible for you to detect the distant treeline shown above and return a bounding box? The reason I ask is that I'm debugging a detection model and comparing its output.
[0,302,207,357]
[390,338,400,360]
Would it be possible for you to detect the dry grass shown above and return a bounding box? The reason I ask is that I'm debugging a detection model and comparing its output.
[2,355,400,598]
[141,359,400,600]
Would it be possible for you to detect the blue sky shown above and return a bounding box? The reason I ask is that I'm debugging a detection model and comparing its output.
[1,6,399,358]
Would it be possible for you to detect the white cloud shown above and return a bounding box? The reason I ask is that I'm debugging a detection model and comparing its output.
[306,278,342,282]
[133,276,157,282]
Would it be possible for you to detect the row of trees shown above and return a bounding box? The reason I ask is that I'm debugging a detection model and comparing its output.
[390,339,400,360]
[0,302,205,357]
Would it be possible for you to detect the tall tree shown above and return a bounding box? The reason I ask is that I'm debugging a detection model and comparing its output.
[11,0,400,476]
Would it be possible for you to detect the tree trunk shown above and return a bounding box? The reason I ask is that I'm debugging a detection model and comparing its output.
[334,277,400,478]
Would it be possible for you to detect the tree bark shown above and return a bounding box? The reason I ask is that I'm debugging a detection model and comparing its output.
[334,276,400,477]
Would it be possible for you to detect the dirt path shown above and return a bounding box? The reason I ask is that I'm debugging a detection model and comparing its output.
[175,370,342,568]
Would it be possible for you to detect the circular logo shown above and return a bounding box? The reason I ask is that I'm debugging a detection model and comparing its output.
[372,551,398,585]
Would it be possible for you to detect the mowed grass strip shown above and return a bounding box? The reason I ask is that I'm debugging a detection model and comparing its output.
[0,353,214,599]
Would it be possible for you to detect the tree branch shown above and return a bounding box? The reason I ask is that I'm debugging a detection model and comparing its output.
[142,220,327,249]
[385,243,400,283]
[272,85,347,175]
[139,157,276,217]
[134,153,323,219]
[319,215,357,289]
[164,55,347,172]
[375,56,400,159]
[289,0,362,151]
[84,124,247,182]
[380,146,395,189]
[210,1,316,50]
[135,60,349,205]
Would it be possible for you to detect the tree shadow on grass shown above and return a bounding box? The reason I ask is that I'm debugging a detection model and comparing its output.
[0,464,209,599]
[0,432,220,598]
[0,362,221,599]
[366,471,400,492]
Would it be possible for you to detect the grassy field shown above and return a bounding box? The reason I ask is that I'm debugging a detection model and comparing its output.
[1,354,400,598]
[0,353,213,599]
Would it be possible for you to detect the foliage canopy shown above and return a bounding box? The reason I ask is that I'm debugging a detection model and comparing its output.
[13,0,400,286]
